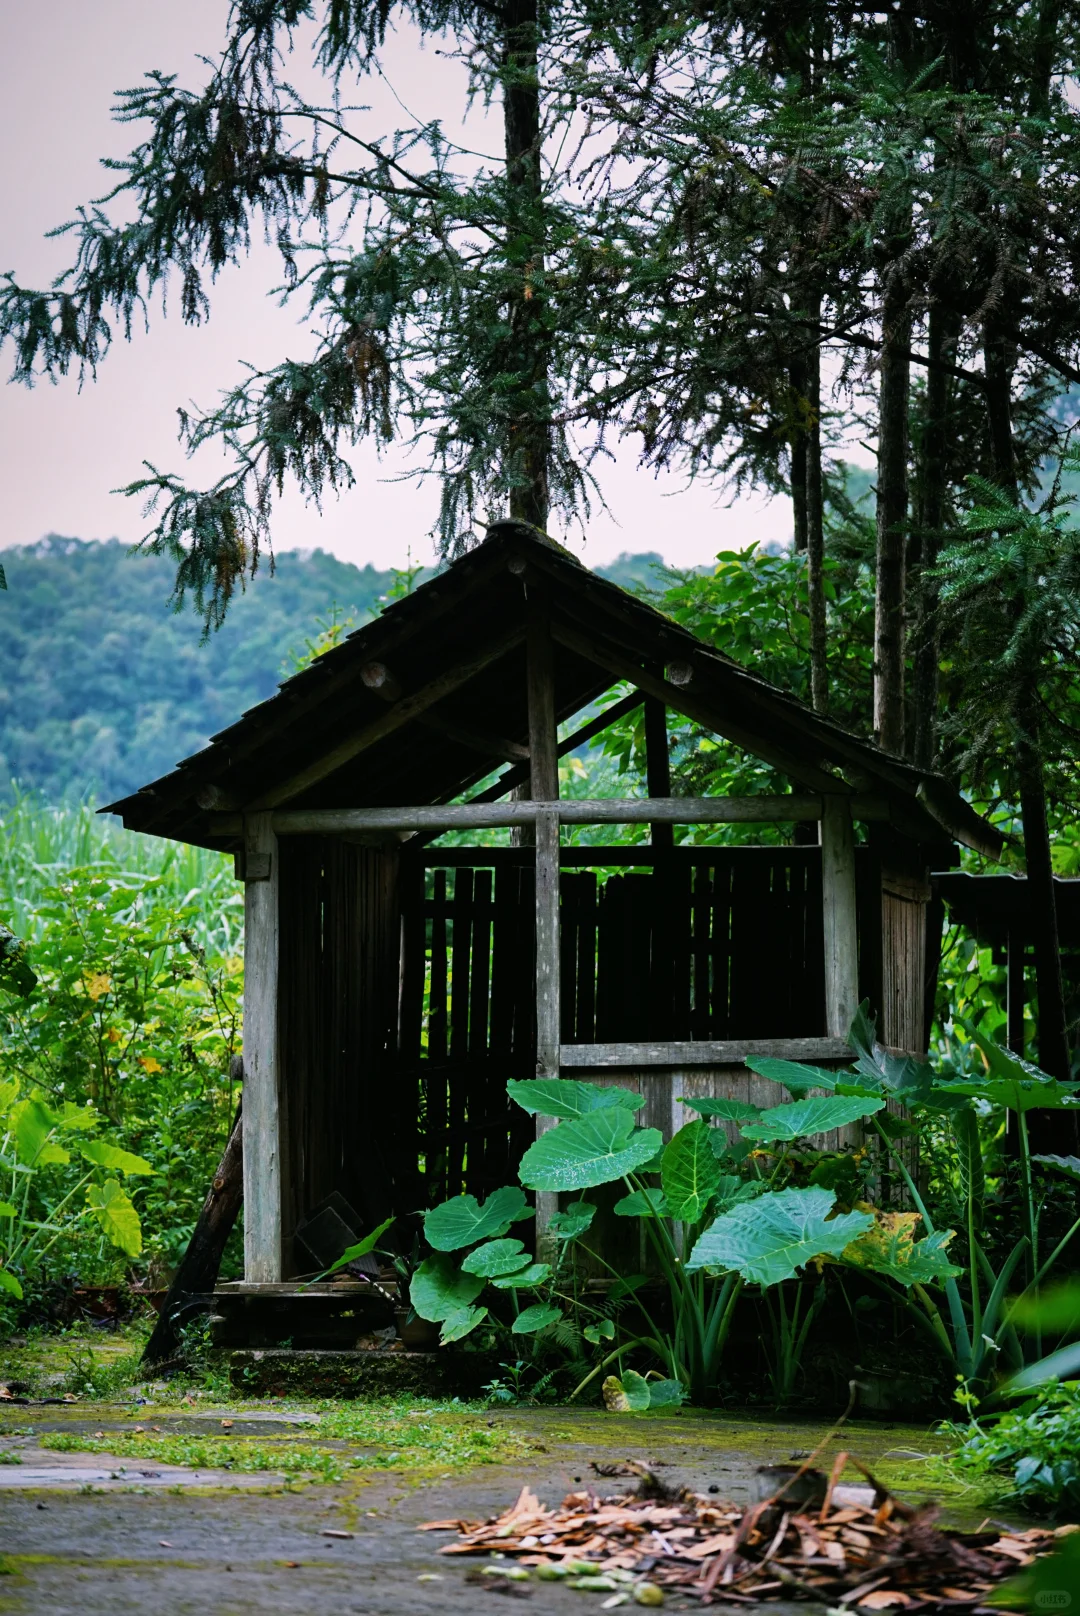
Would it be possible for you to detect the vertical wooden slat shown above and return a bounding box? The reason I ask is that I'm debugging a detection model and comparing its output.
[690,862,712,1040]
[242,811,282,1283]
[822,797,859,1038]
[448,868,474,1192]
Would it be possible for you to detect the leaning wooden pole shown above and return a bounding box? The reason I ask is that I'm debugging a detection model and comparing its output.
[141,1097,244,1367]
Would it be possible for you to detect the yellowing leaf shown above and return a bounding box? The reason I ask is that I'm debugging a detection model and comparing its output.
[83,973,112,1002]
[137,1056,163,1074]
[843,1209,960,1288]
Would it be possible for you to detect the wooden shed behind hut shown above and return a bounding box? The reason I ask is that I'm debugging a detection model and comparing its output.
[107,523,1001,1333]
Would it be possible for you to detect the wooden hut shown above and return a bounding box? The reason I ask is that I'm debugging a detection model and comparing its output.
[107,523,1001,1331]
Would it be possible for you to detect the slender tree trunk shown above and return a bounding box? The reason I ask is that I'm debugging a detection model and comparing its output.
[790,355,809,555]
[983,325,1074,1124]
[874,263,910,754]
[503,0,549,528]
[910,304,956,767]
[1016,690,1072,1119]
[805,309,828,714]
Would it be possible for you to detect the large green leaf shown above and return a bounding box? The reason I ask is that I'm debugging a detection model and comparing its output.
[511,1302,562,1335]
[941,1024,1080,1114]
[548,1202,596,1241]
[518,1110,664,1192]
[424,1187,530,1252]
[740,1094,883,1143]
[952,1109,985,1229]
[677,1096,762,1123]
[461,1238,531,1278]
[439,1306,488,1344]
[11,1095,55,1165]
[491,1261,552,1289]
[507,1078,643,1120]
[661,1121,722,1223]
[614,1187,668,1217]
[0,1267,23,1300]
[1034,1154,1080,1185]
[842,1214,961,1288]
[1009,1278,1080,1335]
[0,1202,15,1218]
[77,1140,154,1176]
[86,1178,142,1258]
[618,1369,652,1410]
[847,1001,933,1102]
[410,1254,485,1322]
[715,1176,766,1213]
[746,1058,839,1100]
[685,1186,873,1285]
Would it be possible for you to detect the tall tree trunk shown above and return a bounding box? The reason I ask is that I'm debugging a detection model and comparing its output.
[984,325,1073,1126]
[790,354,809,555]
[805,310,827,715]
[910,303,955,767]
[874,263,910,754]
[503,0,549,528]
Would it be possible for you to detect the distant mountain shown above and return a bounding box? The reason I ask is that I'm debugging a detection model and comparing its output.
[0,536,681,804]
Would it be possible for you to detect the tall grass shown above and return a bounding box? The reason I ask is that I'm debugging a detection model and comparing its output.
[0,785,242,954]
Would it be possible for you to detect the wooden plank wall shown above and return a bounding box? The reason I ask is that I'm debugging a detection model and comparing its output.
[277,837,405,1274]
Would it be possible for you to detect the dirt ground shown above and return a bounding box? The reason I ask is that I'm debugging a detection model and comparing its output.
[0,1388,990,1616]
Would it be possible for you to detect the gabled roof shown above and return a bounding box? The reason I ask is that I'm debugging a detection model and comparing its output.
[104,522,1002,858]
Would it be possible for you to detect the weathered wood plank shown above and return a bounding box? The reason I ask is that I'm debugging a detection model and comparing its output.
[242,812,282,1283]
[560,1037,850,1067]
[821,796,860,1038]
[212,794,894,836]
[534,808,561,1078]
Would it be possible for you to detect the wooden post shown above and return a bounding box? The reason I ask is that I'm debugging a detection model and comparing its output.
[821,796,859,1039]
[644,695,673,850]
[528,604,561,1254]
[242,811,282,1282]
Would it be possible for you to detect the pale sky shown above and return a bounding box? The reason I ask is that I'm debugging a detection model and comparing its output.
[0,2,797,574]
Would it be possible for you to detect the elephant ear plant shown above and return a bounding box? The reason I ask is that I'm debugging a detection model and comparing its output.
[756,1003,1080,1401]
[513,1076,908,1405]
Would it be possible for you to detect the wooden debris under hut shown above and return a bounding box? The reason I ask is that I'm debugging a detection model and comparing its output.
[420,1455,1072,1610]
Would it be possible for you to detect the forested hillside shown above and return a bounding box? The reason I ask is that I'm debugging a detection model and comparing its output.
[0,538,673,803]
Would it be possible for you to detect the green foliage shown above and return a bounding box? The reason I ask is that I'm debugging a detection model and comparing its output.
[518,1109,664,1192]
[507,1078,644,1120]
[0,1075,154,1301]
[410,1253,485,1324]
[0,826,243,1283]
[0,539,400,802]
[423,1187,531,1252]
[740,1095,884,1144]
[947,1384,1080,1516]
[686,1187,874,1286]
[661,1121,721,1224]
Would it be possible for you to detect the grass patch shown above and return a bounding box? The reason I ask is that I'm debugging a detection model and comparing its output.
[36,1400,533,1484]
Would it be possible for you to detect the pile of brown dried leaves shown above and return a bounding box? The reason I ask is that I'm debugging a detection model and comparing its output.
[421,1453,1070,1610]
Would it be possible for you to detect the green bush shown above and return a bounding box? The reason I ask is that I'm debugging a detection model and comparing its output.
[946,1383,1080,1516]
[0,801,242,1298]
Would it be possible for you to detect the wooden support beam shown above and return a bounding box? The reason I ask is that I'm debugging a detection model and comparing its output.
[550,618,848,794]
[535,808,561,1077]
[561,1037,851,1068]
[528,604,561,1258]
[527,604,559,800]
[249,624,525,809]
[362,659,529,760]
[821,797,860,1039]
[644,695,673,850]
[214,794,891,836]
[241,812,282,1283]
